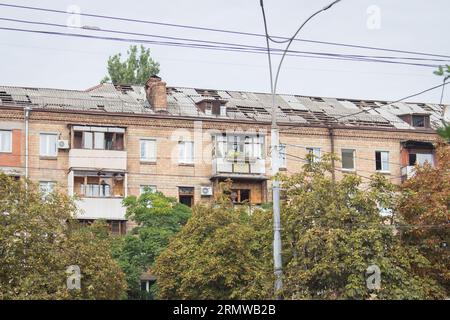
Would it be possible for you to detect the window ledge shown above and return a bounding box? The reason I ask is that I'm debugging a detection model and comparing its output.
[376,170,391,175]
[0,151,12,154]
[341,168,356,172]
[78,196,124,199]
[40,156,57,160]
[179,162,195,167]
[140,160,157,165]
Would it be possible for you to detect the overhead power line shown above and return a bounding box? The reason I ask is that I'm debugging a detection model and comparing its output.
[1,16,448,64]
[0,26,441,69]
[0,2,449,59]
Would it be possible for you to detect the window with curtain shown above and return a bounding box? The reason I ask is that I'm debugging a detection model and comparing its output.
[40,133,57,157]
[179,141,194,163]
[140,139,157,162]
[0,130,12,152]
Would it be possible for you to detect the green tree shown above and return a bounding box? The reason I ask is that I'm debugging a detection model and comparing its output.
[154,182,273,300]
[397,141,450,296]
[279,155,445,299]
[112,190,191,299]
[0,174,127,300]
[434,65,450,140]
[101,45,160,85]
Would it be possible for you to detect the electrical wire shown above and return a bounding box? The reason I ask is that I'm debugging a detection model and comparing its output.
[1,2,449,59]
[8,16,448,63]
[0,26,441,69]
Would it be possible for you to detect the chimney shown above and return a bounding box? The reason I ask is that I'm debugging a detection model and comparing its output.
[145,75,168,112]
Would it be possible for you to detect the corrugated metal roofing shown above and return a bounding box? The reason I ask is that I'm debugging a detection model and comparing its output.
[0,83,446,130]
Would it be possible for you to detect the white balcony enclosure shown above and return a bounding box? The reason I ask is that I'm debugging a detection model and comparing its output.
[212,157,266,175]
[69,149,127,171]
[401,166,416,180]
[75,197,126,220]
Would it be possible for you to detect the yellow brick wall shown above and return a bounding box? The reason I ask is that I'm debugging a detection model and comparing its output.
[0,108,440,231]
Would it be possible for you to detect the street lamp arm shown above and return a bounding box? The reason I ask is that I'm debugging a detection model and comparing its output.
[273,0,342,94]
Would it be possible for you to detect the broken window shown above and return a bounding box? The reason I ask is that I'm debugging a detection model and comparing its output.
[230,189,251,204]
[179,187,194,207]
[73,127,125,151]
[412,115,426,127]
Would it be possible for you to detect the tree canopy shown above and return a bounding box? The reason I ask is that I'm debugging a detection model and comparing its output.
[153,156,447,300]
[154,182,273,300]
[101,45,160,85]
[434,65,450,140]
[0,174,127,299]
[279,155,445,299]
[397,141,450,296]
[112,190,191,299]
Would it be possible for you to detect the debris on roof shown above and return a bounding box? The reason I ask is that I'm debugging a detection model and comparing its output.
[0,84,446,130]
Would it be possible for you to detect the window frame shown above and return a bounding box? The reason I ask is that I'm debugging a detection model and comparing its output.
[375,150,390,172]
[341,148,356,171]
[306,147,321,164]
[0,130,12,153]
[139,185,157,195]
[178,141,194,164]
[39,132,58,157]
[39,181,56,197]
[412,115,426,128]
[75,130,124,151]
[140,138,157,162]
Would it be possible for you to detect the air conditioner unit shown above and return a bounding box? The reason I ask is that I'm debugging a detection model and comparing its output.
[200,186,213,196]
[57,140,70,149]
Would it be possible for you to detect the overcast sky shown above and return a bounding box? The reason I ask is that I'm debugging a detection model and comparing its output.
[0,0,449,104]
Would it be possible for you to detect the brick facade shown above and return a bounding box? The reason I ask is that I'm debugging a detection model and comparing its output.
[0,93,441,232]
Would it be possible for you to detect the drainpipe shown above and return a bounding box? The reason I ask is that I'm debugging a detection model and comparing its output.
[24,106,32,185]
[328,125,336,182]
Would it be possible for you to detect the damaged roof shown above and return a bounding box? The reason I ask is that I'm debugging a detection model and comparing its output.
[0,83,446,130]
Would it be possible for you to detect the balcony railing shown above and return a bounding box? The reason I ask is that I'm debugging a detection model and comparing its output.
[212,157,266,176]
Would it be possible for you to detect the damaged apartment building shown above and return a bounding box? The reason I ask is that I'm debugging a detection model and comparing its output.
[0,75,447,233]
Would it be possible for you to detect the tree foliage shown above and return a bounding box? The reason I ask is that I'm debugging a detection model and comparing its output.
[397,141,450,296]
[0,174,127,299]
[434,65,450,140]
[112,190,191,299]
[101,45,160,85]
[154,182,273,300]
[279,155,445,299]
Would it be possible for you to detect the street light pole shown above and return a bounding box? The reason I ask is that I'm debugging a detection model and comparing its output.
[260,0,342,299]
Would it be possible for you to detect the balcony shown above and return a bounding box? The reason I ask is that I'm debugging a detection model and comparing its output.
[401,166,416,181]
[212,157,266,177]
[75,197,126,220]
[69,149,127,171]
